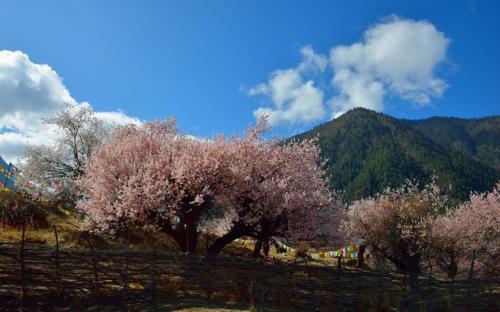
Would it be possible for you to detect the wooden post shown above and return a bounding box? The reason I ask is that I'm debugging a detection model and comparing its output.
[86,235,99,294]
[53,225,62,296]
[377,253,385,304]
[149,244,158,291]
[426,256,433,307]
[204,230,209,253]
[19,220,26,308]
[150,243,158,309]
[122,226,130,298]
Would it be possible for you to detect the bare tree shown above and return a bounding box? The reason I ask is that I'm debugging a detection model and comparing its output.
[20,104,111,193]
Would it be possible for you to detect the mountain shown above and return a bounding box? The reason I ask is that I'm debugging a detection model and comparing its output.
[402,116,500,170]
[293,108,500,203]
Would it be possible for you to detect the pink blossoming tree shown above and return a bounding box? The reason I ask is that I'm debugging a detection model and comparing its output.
[431,184,499,279]
[345,180,448,275]
[78,118,342,254]
[429,209,467,280]
[78,120,233,253]
[207,123,343,256]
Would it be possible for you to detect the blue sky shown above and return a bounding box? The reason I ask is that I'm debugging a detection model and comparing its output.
[0,0,499,160]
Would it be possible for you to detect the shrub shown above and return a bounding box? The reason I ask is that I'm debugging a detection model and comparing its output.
[0,192,48,229]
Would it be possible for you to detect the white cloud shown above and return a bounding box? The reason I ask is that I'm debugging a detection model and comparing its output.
[297,45,328,73]
[329,68,385,118]
[0,50,140,163]
[249,46,327,126]
[247,16,451,123]
[329,16,450,117]
[94,111,141,127]
[0,132,33,164]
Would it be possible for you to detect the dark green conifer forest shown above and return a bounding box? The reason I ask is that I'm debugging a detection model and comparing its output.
[293,108,500,202]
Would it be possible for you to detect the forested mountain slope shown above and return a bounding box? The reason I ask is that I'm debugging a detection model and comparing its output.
[293,108,499,202]
[402,115,500,170]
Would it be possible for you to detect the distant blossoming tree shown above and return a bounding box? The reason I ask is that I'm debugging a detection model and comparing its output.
[21,104,111,196]
[346,180,448,275]
[429,211,465,280]
[431,184,499,279]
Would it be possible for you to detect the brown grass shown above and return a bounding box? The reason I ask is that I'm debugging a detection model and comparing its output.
[0,201,498,311]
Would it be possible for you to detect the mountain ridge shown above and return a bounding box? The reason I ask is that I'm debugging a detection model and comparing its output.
[401,115,500,170]
[292,108,499,202]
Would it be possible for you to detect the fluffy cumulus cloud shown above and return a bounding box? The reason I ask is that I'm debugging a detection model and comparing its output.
[0,50,140,162]
[329,16,450,117]
[248,45,327,126]
[247,16,451,124]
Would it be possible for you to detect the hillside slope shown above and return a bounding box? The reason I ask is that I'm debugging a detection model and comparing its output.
[293,108,499,202]
[402,116,500,170]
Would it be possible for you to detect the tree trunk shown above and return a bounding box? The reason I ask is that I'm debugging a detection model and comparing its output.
[468,249,476,283]
[159,214,201,253]
[393,253,421,277]
[184,221,199,253]
[253,240,263,258]
[263,239,270,258]
[206,226,249,255]
[448,253,458,281]
[466,249,476,309]
[356,245,366,268]
[161,225,187,253]
[254,221,272,258]
[402,254,421,292]
[409,254,421,277]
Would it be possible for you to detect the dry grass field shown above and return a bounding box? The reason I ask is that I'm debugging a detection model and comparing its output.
[0,209,498,311]
[0,235,499,312]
